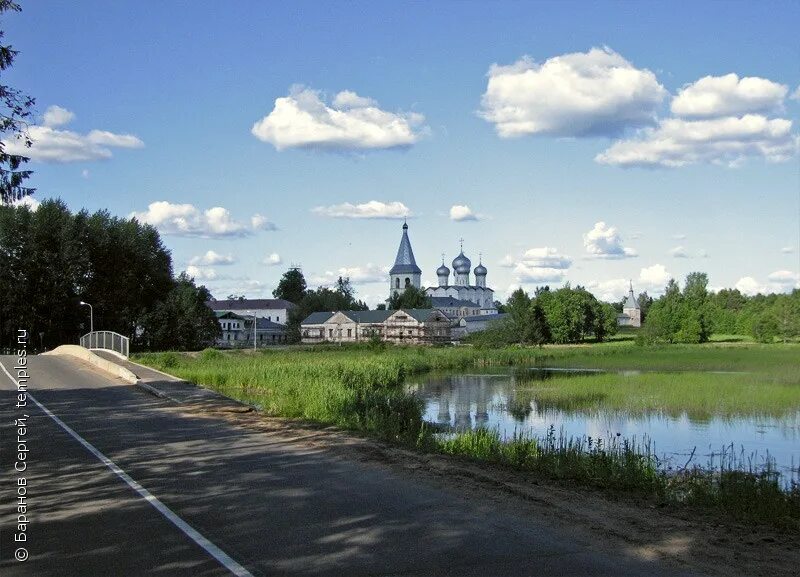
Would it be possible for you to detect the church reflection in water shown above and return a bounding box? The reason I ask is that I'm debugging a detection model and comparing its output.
[413,374,518,432]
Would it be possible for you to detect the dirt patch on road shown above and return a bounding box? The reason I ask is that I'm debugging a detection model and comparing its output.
[172,402,798,577]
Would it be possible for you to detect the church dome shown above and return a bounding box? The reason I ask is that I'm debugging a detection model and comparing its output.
[452,251,471,274]
[437,263,450,277]
[474,263,487,276]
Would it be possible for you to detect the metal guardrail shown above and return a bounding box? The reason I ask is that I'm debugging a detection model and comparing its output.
[80,331,129,358]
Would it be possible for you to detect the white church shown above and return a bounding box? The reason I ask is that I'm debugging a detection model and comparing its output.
[389,222,497,316]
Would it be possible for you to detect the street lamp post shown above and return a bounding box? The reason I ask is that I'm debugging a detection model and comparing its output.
[79,301,93,334]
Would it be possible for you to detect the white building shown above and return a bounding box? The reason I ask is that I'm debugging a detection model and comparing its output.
[616,283,641,328]
[387,223,497,315]
[301,309,452,344]
[206,298,296,326]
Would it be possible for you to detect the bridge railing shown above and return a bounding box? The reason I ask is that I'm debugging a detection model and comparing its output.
[80,331,129,358]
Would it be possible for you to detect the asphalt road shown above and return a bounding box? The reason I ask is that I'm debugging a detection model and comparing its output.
[0,354,695,576]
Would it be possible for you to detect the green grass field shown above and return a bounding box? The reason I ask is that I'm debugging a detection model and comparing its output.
[134,341,800,529]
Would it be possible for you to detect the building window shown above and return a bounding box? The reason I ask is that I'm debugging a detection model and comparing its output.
[276,316,280,323]
[395,277,400,289]
[329,329,333,337]
[405,277,410,287]
[347,329,352,337]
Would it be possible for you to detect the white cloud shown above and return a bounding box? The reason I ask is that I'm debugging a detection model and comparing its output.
[504,247,571,285]
[81,169,90,179]
[449,205,480,221]
[131,201,274,238]
[479,47,666,138]
[312,200,411,219]
[513,263,566,284]
[10,195,41,210]
[3,106,144,163]
[186,265,217,280]
[586,278,631,302]
[189,250,235,266]
[735,276,766,296]
[639,264,670,288]
[698,249,709,258]
[672,233,687,240]
[587,264,671,301]
[251,213,278,231]
[251,86,427,151]
[781,246,795,254]
[583,221,637,259]
[310,263,388,286]
[499,254,515,268]
[520,247,572,269]
[671,74,788,118]
[791,85,800,100]
[263,253,282,266]
[596,114,798,168]
[42,105,75,127]
[670,246,689,258]
[767,270,800,291]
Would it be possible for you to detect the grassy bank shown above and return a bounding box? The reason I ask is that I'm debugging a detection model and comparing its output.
[134,342,800,529]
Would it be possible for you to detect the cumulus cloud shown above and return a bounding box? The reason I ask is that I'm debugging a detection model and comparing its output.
[479,47,666,138]
[671,74,788,118]
[189,250,235,266]
[583,221,637,259]
[131,201,275,238]
[513,264,567,284]
[781,246,794,254]
[42,105,75,127]
[10,195,41,211]
[251,86,427,151]
[310,263,389,286]
[734,276,765,296]
[263,253,282,266]
[312,200,411,219]
[639,264,670,287]
[669,246,689,258]
[2,105,144,163]
[186,265,217,280]
[767,270,800,291]
[449,205,481,221]
[596,114,798,168]
[587,264,671,301]
[498,254,515,268]
[503,247,572,284]
[251,213,278,231]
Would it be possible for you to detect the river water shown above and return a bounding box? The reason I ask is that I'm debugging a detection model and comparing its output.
[407,369,800,483]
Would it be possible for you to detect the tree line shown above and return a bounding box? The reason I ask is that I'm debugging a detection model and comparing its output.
[0,199,219,351]
[468,284,619,346]
[639,272,800,344]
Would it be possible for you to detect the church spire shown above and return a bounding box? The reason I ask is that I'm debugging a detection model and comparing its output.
[389,221,421,275]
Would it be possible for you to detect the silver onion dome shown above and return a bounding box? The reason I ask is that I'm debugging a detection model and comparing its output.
[474,262,487,276]
[452,251,471,274]
[437,263,450,276]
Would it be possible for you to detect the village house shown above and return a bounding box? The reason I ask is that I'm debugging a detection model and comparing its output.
[301,309,452,344]
[213,311,289,347]
[206,298,296,326]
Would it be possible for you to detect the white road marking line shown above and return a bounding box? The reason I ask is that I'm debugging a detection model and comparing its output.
[0,360,255,577]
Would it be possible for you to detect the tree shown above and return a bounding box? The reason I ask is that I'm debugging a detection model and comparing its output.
[0,1,35,204]
[504,288,531,343]
[388,286,431,310]
[141,273,220,351]
[272,267,307,304]
[527,300,551,346]
[284,276,368,343]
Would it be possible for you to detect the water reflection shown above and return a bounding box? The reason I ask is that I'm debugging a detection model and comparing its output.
[407,370,800,480]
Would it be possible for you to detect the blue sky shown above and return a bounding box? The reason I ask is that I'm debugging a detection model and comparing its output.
[5,1,800,306]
